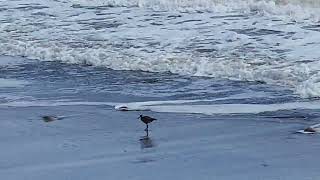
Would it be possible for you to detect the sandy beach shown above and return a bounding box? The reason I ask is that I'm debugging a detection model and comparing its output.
[1,103,320,180]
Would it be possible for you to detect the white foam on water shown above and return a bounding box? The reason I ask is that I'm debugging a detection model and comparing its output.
[0,94,36,103]
[0,78,29,88]
[115,99,215,111]
[2,40,320,97]
[115,100,320,115]
[3,97,320,115]
[115,91,275,111]
[1,0,320,98]
[1,100,117,107]
[310,123,320,129]
[0,56,25,66]
[69,0,320,21]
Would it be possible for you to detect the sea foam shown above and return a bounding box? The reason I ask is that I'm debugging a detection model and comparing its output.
[69,0,320,21]
[0,0,320,98]
[114,99,320,115]
[0,78,29,88]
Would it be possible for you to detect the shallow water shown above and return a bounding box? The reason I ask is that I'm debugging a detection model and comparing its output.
[0,0,319,145]
[0,56,319,123]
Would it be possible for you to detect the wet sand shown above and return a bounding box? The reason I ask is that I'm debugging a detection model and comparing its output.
[0,105,320,180]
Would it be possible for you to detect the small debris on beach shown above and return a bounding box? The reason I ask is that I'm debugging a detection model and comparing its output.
[297,123,320,134]
[115,105,129,111]
[42,115,58,123]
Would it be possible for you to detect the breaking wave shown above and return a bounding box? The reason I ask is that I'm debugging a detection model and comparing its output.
[69,0,320,21]
[1,0,320,98]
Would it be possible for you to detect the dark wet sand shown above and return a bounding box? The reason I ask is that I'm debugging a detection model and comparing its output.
[0,104,320,180]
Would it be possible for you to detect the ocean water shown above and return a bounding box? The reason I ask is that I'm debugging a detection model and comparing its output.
[0,0,320,116]
[2,2,320,179]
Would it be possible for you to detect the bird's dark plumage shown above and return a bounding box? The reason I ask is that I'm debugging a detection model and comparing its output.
[42,116,57,122]
[304,127,316,133]
[139,115,156,124]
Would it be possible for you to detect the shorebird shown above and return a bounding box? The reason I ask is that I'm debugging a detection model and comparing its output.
[41,115,66,123]
[303,123,320,133]
[304,127,317,133]
[42,115,57,123]
[297,123,320,134]
[138,115,156,136]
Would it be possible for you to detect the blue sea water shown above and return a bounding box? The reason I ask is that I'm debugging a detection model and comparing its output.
[0,0,320,117]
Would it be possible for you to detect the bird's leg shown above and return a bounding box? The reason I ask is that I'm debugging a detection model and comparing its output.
[146,124,149,137]
[144,124,149,137]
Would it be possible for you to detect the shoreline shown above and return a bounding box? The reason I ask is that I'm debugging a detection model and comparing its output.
[1,104,319,180]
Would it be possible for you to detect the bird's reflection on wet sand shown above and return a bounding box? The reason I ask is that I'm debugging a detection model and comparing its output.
[139,136,155,149]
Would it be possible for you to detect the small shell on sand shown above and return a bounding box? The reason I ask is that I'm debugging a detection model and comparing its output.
[115,105,129,111]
